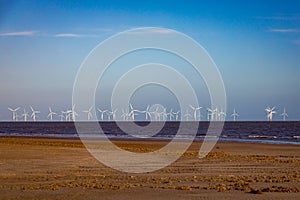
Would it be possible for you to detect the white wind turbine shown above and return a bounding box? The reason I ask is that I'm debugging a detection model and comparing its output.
[106,111,113,121]
[48,107,57,121]
[214,108,221,121]
[206,108,213,121]
[62,110,71,121]
[59,112,65,121]
[22,109,29,122]
[15,113,20,121]
[160,108,168,121]
[151,106,161,121]
[8,107,20,121]
[83,106,93,121]
[67,110,73,121]
[189,105,202,121]
[71,104,78,122]
[109,109,118,121]
[280,107,288,121]
[61,111,68,121]
[172,110,180,121]
[184,109,192,121]
[97,108,108,121]
[141,105,152,121]
[129,104,139,122]
[265,106,276,122]
[30,106,40,122]
[220,109,226,121]
[231,108,239,121]
[121,109,130,121]
[168,109,174,121]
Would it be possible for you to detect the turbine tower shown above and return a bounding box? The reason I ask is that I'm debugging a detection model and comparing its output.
[160,108,168,121]
[59,112,65,121]
[8,107,20,121]
[48,107,57,121]
[22,109,29,122]
[151,106,160,121]
[71,104,78,122]
[121,109,130,121]
[129,104,139,122]
[97,108,107,121]
[215,108,220,121]
[141,105,152,121]
[220,109,226,121]
[82,106,93,121]
[184,109,191,121]
[168,109,174,121]
[173,110,180,121]
[231,108,239,121]
[206,108,212,121]
[265,106,276,122]
[30,106,40,122]
[189,105,202,121]
[280,107,288,121]
[109,109,118,121]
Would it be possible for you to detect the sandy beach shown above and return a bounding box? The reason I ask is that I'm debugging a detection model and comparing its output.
[0,137,299,199]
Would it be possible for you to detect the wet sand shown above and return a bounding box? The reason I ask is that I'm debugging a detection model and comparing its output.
[0,137,299,199]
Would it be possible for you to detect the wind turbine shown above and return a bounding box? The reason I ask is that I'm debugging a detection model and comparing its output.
[59,112,65,121]
[61,111,68,121]
[121,109,130,121]
[15,113,20,121]
[30,106,40,122]
[220,109,226,121]
[48,107,57,121]
[151,105,161,121]
[129,104,139,122]
[22,109,29,122]
[71,104,78,122]
[8,107,20,121]
[159,108,168,121]
[280,107,288,121]
[265,106,276,122]
[189,105,202,121]
[206,108,213,121]
[214,108,221,121]
[168,109,174,121]
[97,108,108,121]
[82,106,93,121]
[109,109,118,121]
[141,105,152,121]
[184,109,192,121]
[231,108,239,121]
[173,110,180,121]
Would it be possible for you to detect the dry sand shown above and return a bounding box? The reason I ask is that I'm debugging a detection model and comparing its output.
[0,137,299,199]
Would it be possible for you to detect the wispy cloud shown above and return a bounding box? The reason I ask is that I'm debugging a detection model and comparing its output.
[53,33,99,38]
[268,29,299,33]
[125,28,176,35]
[0,31,36,37]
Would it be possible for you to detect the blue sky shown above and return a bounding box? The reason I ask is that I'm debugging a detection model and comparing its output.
[0,0,300,121]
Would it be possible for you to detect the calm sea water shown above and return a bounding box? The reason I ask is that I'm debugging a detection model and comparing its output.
[0,122,299,145]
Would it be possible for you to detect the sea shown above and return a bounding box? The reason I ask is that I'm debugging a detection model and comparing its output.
[0,122,299,145]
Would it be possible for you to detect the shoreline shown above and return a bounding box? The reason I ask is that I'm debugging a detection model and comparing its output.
[0,135,299,146]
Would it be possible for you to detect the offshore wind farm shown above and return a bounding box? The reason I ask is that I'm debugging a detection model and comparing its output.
[1,104,299,145]
[0,104,293,122]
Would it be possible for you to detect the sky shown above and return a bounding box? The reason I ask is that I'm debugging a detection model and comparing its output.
[0,0,300,121]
